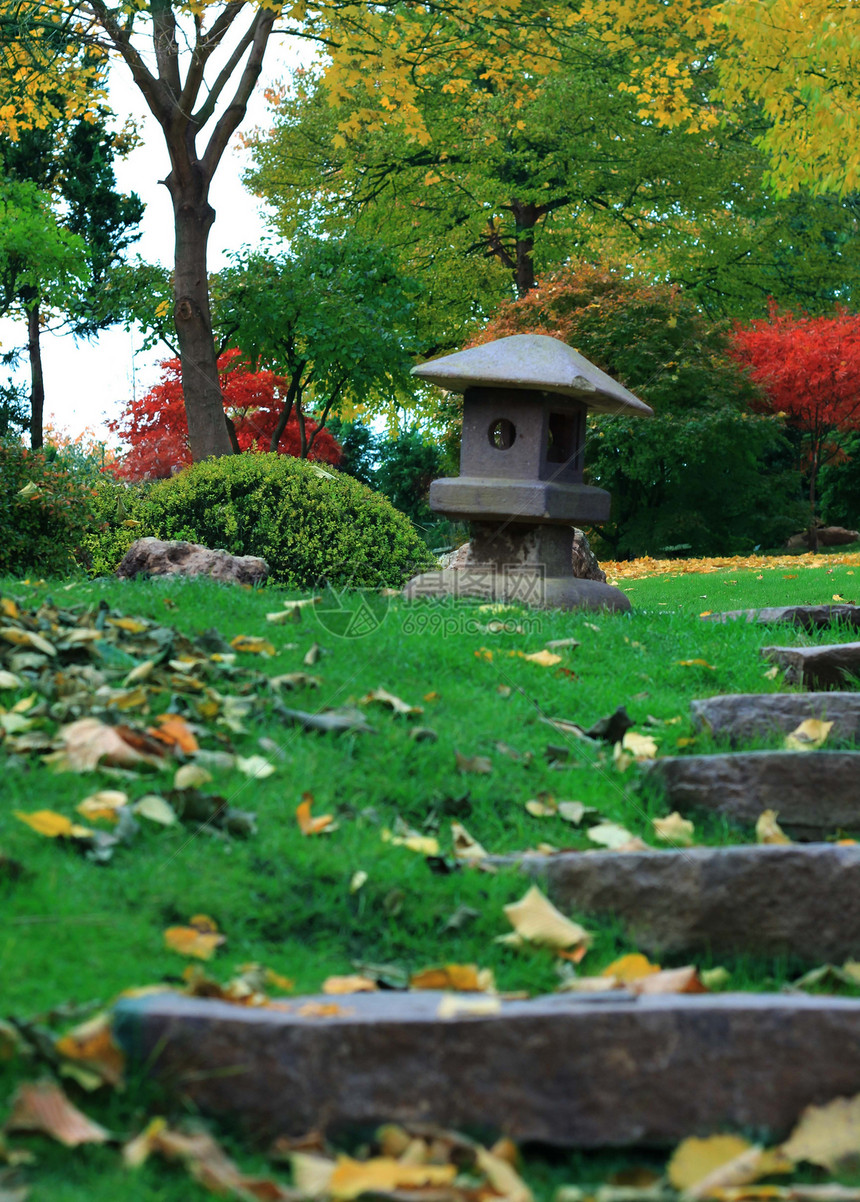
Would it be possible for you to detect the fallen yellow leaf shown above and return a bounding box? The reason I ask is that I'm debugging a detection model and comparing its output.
[149,714,199,754]
[410,964,495,992]
[677,658,716,670]
[502,885,591,951]
[782,1093,860,1172]
[601,953,661,983]
[621,730,659,758]
[756,809,792,845]
[451,821,488,863]
[521,649,562,667]
[587,821,638,849]
[296,793,337,835]
[15,810,93,839]
[669,1135,755,1191]
[230,635,276,656]
[76,790,129,824]
[164,916,225,961]
[784,718,833,751]
[328,1156,457,1201]
[653,811,695,846]
[436,994,502,1019]
[381,828,439,856]
[55,1013,125,1088]
[322,975,378,995]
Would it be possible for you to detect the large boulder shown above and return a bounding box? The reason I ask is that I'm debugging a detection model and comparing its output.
[116,538,269,586]
[438,527,606,582]
[786,525,859,550]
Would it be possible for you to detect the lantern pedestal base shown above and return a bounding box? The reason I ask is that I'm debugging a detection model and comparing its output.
[403,568,630,613]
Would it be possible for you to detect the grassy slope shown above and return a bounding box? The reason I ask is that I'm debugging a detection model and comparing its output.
[2,559,859,1199]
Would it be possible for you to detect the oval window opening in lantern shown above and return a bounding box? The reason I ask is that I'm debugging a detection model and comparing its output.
[488,419,516,450]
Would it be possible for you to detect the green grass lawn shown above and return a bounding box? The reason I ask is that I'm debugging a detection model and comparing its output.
[2,559,859,1200]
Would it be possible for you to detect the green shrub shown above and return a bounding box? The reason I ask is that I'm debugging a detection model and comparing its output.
[80,476,152,576]
[0,439,99,576]
[143,453,436,587]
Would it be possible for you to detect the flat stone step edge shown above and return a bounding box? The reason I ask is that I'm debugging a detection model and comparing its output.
[113,990,860,1149]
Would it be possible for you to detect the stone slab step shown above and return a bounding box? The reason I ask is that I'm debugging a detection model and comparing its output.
[496,843,860,961]
[691,692,860,745]
[113,991,860,1148]
[762,643,860,689]
[704,604,860,630]
[644,751,860,836]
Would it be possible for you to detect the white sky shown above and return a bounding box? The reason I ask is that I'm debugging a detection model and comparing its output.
[0,24,312,446]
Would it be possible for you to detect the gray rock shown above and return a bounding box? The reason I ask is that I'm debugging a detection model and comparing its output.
[116,538,269,587]
[437,528,606,581]
[644,750,860,835]
[786,526,859,550]
[762,642,860,688]
[113,990,860,1147]
[691,692,860,745]
[498,843,860,960]
[703,604,860,630]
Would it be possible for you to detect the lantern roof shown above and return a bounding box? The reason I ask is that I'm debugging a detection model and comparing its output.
[412,333,653,417]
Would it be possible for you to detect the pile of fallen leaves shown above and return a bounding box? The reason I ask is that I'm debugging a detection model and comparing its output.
[604,551,860,581]
[0,592,310,860]
[6,1047,860,1202]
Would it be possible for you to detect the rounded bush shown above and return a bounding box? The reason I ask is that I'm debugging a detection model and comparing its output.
[0,439,99,576]
[80,476,152,576]
[143,453,436,588]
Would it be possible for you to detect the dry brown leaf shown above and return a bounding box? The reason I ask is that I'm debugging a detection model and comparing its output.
[782,1093,860,1172]
[5,1080,110,1146]
[322,976,378,995]
[756,810,792,845]
[455,750,493,774]
[410,964,495,992]
[127,1122,295,1198]
[56,717,165,772]
[785,719,833,751]
[54,1013,125,1088]
[653,811,695,846]
[148,714,199,754]
[502,885,591,951]
[360,688,423,717]
[164,916,226,961]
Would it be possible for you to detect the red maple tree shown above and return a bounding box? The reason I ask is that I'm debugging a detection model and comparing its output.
[731,305,860,536]
[108,350,342,481]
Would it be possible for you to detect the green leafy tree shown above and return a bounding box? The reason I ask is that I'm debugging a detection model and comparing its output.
[472,263,804,557]
[245,46,860,324]
[0,107,143,447]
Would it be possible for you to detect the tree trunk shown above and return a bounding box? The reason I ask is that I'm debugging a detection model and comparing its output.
[168,174,233,462]
[26,294,45,451]
[512,201,538,298]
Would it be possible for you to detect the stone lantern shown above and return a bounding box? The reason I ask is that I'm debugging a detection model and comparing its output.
[403,333,653,612]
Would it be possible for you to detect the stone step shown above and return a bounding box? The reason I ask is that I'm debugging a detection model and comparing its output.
[644,750,860,836]
[703,604,860,630]
[762,643,860,689]
[113,991,860,1148]
[496,843,860,961]
[691,692,860,745]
